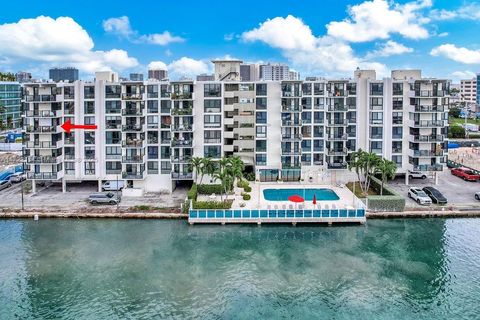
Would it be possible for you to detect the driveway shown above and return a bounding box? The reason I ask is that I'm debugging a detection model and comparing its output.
[389,169,480,209]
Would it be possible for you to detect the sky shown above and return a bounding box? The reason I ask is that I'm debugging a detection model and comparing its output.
[0,0,479,82]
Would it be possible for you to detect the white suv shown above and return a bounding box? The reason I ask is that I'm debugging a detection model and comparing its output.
[408,187,432,205]
[408,171,427,180]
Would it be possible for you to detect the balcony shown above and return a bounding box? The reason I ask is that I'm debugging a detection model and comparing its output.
[122,140,145,148]
[122,171,145,179]
[25,95,56,102]
[122,155,145,163]
[171,92,192,100]
[171,156,192,163]
[171,140,193,148]
[25,141,63,149]
[369,134,383,140]
[413,90,432,98]
[25,110,62,117]
[171,124,193,132]
[327,105,348,112]
[122,124,144,132]
[328,90,346,97]
[171,172,193,180]
[281,120,302,127]
[282,134,302,141]
[26,155,61,164]
[369,119,383,125]
[25,125,59,133]
[122,108,144,116]
[282,105,302,112]
[411,105,446,113]
[327,134,348,141]
[327,162,348,170]
[27,172,59,180]
[328,148,348,156]
[411,135,445,143]
[121,93,143,100]
[409,150,444,158]
[412,164,443,172]
[409,120,446,128]
[281,148,302,155]
[327,119,348,126]
[171,108,193,116]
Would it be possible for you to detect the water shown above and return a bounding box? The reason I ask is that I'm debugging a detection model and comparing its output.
[263,188,340,201]
[0,219,480,319]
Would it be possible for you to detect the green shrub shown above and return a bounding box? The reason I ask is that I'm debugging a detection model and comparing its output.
[237,179,250,189]
[242,193,251,200]
[132,205,151,211]
[192,200,233,209]
[243,185,252,192]
[197,184,223,194]
[182,200,190,214]
[244,172,255,181]
[187,184,197,200]
[368,196,405,212]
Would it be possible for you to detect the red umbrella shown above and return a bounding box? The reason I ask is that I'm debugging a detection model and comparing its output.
[313,194,317,205]
[288,195,304,203]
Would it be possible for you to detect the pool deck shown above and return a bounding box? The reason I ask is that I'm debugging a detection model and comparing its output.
[190,182,366,225]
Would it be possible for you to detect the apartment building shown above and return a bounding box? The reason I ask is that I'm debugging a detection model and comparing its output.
[49,67,79,82]
[460,78,477,104]
[23,61,449,194]
[0,81,22,128]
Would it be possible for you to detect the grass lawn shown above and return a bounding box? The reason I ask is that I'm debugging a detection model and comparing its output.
[346,181,379,198]
[449,117,480,126]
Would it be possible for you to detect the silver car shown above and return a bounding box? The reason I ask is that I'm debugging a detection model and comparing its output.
[0,180,12,191]
[9,172,25,183]
[88,192,121,205]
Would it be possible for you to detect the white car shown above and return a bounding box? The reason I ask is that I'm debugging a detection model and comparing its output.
[9,172,25,183]
[408,171,427,180]
[408,187,432,205]
[475,192,480,201]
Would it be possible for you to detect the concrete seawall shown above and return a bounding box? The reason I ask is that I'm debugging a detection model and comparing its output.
[367,210,480,219]
[0,211,188,219]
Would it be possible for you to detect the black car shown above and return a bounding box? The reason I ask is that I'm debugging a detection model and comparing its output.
[422,187,448,205]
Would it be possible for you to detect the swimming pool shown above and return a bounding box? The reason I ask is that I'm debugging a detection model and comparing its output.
[263,188,340,201]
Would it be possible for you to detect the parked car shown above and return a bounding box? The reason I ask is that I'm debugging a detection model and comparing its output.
[101,180,124,191]
[451,167,480,182]
[408,171,427,180]
[88,192,121,205]
[0,180,12,191]
[408,187,432,205]
[9,172,25,183]
[422,187,448,205]
[475,192,480,201]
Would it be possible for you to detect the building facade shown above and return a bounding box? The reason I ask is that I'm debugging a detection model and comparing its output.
[259,63,291,81]
[148,69,168,81]
[49,68,79,82]
[460,78,477,105]
[0,81,22,128]
[15,71,32,83]
[23,64,449,194]
[129,73,144,81]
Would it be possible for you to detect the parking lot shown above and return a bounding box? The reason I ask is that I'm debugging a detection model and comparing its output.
[0,180,187,211]
[389,169,480,209]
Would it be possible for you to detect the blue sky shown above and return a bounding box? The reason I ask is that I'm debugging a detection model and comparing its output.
[0,0,479,82]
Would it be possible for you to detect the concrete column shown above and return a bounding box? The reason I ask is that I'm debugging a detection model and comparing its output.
[98,179,102,192]
[405,173,409,186]
[435,172,439,185]
[32,179,36,194]
[62,179,66,193]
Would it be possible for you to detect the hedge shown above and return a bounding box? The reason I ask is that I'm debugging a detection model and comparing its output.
[244,186,252,192]
[237,180,249,189]
[187,184,197,200]
[367,175,405,212]
[242,193,251,200]
[192,199,233,209]
[197,184,223,194]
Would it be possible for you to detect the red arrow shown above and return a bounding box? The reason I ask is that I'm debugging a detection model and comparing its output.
[61,120,98,133]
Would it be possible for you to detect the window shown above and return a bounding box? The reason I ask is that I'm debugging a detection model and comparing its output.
[392,141,402,153]
[105,116,121,129]
[256,125,267,138]
[302,83,312,95]
[204,99,221,113]
[370,83,383,95]
[392,112,403,124]
[393,83,403,95]
[147,116,159,128]
[65,162,75,175]
[84,116,95,125]
[302,154,312,165]
[160,85,170,98]
[256,83,267,96]
[204,115,221,127]
[370,127,383,139]
[161,146,171,159]
[106,132,121,144]
[256,140,267,152]
[301,139,311,151]
[313,140,324,152]
[392,155,402,166]
[302,97,312,109]
[370,112,383,124]
[105,85,121,98]
[64,86,75,99]
[84,101,95,114]
[370,97,383,108]
[106,146,121,159]
[256,154,267,165]
[84,147,95,160]
[147,161,159,174]
[370,141,382,154]
[204,130,221,143]
[313,112,324,124]
[314,83,324,95]
[160,100,171,113]
[147,100,158,113]
[256,112,267,124]
[302,112,312,124]
[84,132,95,144]
[147,85,159,98]
[84,162,96,175]
[84,86,95,99]
[392,127,403,139]
[256,97,267,110]
[148,146,159,159]
[347,83,356,95]
[160,161,171,174]
[204,84,221,97]
[105,101,121,114]
[393,97,403,110]
[106,161,122,174]
[314,97,324,109]
[204,146,221,158]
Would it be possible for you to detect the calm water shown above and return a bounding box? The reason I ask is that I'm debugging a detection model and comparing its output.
[263,188,340,201]
[1,219,479,319]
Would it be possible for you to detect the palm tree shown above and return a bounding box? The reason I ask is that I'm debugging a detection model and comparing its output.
[190,157,203,185]
[348,149,381,196]
[375,159,397,195]
[199,157,213,185]
[229,156,244,184]
[213,171,229,201]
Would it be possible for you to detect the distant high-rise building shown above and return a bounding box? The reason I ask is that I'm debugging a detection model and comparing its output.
[148,68,168,80]
[130,73,144,81]
[15,71,32,83]
[259,63,291,81]
[240,64,259,81]
[196,74,215,81]
[477,74,480,106]
[289,70,300,80]
[49,67,79,82]
[460,78,477,105]
[0,82,21,128]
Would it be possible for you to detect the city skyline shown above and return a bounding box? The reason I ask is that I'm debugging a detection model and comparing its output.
[0,0,479,81]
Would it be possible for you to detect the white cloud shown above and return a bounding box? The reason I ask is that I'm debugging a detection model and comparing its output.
[167,57,211,79]
[103,16,184,46]
[437,32,448,37]
[240,15,387,77]
[430,4,480,21]
[102,16,134,38]
[148,61,168,70]
[431,44,480,64]
[0,16,138,74]
[242,15,316,51]
[366,40,414,58]
[326,0,431,42]
[450,70,476,81]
